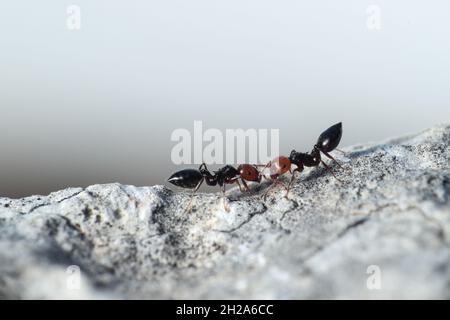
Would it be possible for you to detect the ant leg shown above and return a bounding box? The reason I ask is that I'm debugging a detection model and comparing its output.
[235,179,245,193]
[320,150,343,169]
[285,173,297,199]
[285,166,303,198]
[335,148,346,155]
[221,184,230,212]
[262,181,276,200]
[186,178,204,213]
[258,161,272,180]
[320,160,342,182]
[262,179,287,201]
[240,179,250,191]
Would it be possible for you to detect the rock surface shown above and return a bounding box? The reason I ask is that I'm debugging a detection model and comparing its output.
[1,125,449,299]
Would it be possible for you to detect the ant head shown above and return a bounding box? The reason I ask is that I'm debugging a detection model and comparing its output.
[237,164,261,182]
[289,150,298,161]
[316,122,342,152]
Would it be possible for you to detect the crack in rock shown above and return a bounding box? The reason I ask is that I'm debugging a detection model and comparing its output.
[27,188,85,214]
[213,203,268,233]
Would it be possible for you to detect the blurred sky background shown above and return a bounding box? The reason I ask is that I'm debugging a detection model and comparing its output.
[1,0,449,197]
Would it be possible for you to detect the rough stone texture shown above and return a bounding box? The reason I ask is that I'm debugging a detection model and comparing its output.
[0,124,449,299]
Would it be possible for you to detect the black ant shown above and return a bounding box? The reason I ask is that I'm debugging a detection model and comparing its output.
[167,163,261,211]
[260,122,344,199]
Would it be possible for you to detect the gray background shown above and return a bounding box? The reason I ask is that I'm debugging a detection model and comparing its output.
[1,0,449,198]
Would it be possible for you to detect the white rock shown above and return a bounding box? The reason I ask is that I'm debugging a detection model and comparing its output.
[0,124,449,299]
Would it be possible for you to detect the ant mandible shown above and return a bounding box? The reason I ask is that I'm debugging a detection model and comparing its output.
[260,122,344,199]
[167,163,261,211]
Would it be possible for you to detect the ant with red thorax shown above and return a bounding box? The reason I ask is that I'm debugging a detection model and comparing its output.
[259,122,344,199]
[167,163,261,211]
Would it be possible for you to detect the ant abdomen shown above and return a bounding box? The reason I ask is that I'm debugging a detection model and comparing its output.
[167,169,203,189]
[316,122,342,153]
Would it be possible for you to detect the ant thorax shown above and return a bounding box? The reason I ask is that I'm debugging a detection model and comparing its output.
[288,150,307,164]
[214,165,240,185]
